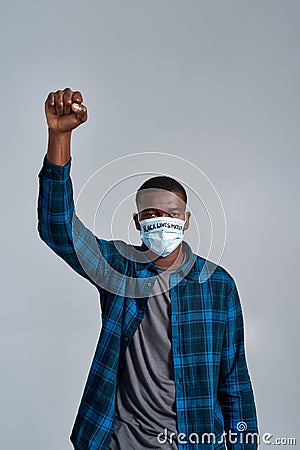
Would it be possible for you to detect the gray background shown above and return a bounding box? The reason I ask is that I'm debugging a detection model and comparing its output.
[1,1,299,449]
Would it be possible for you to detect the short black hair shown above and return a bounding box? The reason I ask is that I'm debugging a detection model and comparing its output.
[136,175,187,204]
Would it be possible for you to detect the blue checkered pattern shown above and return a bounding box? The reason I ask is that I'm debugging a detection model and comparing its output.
[37,154,259,450]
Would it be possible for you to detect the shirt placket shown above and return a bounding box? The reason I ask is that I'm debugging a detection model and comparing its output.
[169,274,186,445]
[118,269,157,374]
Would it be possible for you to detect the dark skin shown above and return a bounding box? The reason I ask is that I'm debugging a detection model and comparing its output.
[45,87,87,166]
[45,87,191,269]
[133,190,190,269]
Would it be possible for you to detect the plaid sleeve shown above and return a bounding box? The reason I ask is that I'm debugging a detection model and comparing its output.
[217,281,259,450]
[37,154,111,289]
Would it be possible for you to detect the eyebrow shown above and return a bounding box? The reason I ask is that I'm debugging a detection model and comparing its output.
[140,208,160,213]
[140,207,183,213]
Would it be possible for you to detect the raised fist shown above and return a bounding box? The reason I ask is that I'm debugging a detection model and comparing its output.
[45,88,88,133]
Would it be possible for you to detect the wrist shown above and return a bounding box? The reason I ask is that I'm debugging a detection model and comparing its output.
[48,127,72,138]
[47,128,72,166]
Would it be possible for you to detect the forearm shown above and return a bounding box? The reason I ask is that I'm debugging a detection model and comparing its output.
[37,155,76,250]
[46,128,72,166]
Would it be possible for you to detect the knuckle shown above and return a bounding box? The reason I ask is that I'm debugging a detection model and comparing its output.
[45,92,54,102]
[64,93,72,103]
[64,88,73,98]
[73,90,82,99]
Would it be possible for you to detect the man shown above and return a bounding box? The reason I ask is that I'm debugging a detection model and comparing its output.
[37,88,259,450]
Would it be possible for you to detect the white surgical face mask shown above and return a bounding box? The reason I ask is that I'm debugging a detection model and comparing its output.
[139,216,186,257]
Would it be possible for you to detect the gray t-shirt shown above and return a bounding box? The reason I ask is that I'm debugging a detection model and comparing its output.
[108,265,181,450]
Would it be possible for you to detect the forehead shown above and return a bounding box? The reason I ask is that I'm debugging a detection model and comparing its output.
[136,189,186,212]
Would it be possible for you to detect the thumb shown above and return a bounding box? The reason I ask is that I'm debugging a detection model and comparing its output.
[71,103,88,124]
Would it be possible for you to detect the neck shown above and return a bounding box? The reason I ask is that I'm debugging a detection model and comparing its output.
[142,243,185,269]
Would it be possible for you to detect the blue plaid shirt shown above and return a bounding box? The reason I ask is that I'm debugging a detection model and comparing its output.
[37,154,259,450]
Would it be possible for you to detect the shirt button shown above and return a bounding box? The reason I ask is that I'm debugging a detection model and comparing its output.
[124,337,129,342]
[46,168,52,173]
[147,282,152,287]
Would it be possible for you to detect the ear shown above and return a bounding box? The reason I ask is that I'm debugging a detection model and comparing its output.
[133,213,141,231]
[183,211,191,231]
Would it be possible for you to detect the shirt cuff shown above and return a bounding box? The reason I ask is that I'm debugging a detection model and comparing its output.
[38,153,72,182]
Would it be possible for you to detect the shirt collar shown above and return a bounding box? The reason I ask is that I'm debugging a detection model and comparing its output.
[134,241,200,281]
